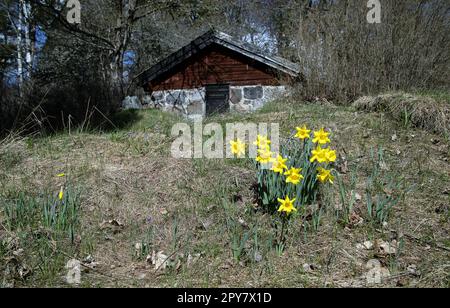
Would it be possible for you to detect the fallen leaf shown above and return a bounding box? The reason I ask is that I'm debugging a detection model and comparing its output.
[100,219,124,230]
[187,253,201,268]
[150,251,169,270]
[349,212,364,227]
[376,240,398,256]
[357,241,373,250]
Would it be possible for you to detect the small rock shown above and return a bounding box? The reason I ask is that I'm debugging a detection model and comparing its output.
[377,240,398,255]
[65,259,81,285]
[391,134,398,142]
[365,259,390,284]
[407,264,418,275]
[253,251,263,263]
[363,241,374,250]
[303,263,314,273]
[82,255,94,264]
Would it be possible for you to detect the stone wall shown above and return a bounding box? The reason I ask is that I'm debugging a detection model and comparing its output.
[230,86,287,112]
[130,85,288,119]
[144,88,206,120]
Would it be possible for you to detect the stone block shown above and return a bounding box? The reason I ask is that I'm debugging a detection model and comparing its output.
[244,86,263,100]
[230,88,243,104]
[187,100,204,115]
[122,96,142,110]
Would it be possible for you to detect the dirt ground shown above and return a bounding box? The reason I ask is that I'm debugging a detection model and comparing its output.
[1,100,449,288]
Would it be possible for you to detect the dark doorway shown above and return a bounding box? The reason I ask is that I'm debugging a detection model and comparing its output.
[205,84,230,116]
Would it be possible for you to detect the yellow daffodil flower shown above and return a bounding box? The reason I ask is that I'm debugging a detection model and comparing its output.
[325,148,337,163]
[312,128,331,145]
[271,155,288,174]
[253,135,271,149]
[58,187,64,200]
[277,196,297,215]
[310,146,328,163]
[285,167,304,185]
[256,148,273,164]
[57,173,66,177]
[295,125,311,140]
[230,139,246,157]
[317,167,334,184]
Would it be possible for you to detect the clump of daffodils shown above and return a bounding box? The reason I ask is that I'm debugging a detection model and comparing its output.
[229,127,337,251]
[230,126,337,215]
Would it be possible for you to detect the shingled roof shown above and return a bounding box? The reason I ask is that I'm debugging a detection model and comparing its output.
[140,30,300,87]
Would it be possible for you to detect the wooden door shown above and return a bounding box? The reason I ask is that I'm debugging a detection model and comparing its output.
[205,84,230,116]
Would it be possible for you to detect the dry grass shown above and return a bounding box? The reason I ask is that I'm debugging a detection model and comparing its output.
[353,92,450,138]
[1,100,449,288]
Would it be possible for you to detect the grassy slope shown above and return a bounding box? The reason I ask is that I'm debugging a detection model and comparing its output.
[1,101,449,288]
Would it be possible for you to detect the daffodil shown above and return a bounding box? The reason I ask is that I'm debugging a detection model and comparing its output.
[271,155,288,174]
[57,173,66,177]
[58,187,64,200]
[312,128,331,145]
[256,148,273,164]
[277,196,297,215]
[230,139,246,157]
[295,125,311,140]
[285,167,304,185]
[325,148,337,163]
[253,135,271,149]
[310,146,328,163]
[317,167,334,184]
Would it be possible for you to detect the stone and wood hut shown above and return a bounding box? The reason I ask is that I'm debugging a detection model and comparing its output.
[140,30,300,119]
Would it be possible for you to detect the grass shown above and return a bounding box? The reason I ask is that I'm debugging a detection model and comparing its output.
[1,95,449,288]
[353,91,450,138]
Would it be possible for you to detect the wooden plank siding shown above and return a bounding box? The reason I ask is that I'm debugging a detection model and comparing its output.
[146,44,289,92]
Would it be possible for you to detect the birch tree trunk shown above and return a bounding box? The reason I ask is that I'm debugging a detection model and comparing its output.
[22,0,32,79]
[17,0,24,97]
